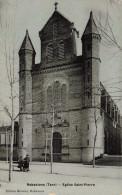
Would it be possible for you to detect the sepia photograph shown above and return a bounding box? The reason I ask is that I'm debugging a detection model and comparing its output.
[0,0,122,194]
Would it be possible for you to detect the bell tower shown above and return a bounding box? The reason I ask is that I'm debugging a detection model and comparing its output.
[81,12,103,162]
[82,11,101,107]
[39,4,78,66]
[18,30,36,160]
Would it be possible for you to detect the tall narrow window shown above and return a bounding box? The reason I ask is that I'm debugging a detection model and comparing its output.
[61,84,67,110]
[59,41,64,59]
[118,114,120,125]
[53,21,58,37]
[115,110,118,122]
[87,124,89,130]
[88,92,90,99]
[111,106,115,119]
[54,81,60,110]
[87,140,89,145]
[47,86,53,111]
[47,44,53,62]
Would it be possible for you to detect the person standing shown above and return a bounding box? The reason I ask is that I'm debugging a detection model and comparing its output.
[23,154,30,172]
[18,156,23,171]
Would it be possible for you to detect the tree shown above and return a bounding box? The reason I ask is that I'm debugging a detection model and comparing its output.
[92,87,103,167]
[91,1,122,166]
[94,0,122,107]
[95,0,122,52]
[0,0,19,182]
[41,83,62,173]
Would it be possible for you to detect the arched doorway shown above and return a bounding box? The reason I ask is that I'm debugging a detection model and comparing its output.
[53,132,62,162]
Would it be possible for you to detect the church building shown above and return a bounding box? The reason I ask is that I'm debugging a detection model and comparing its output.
[18,4,122,163]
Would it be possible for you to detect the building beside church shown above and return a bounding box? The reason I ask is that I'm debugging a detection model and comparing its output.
[0,122,19,160]
[18,5,122,163]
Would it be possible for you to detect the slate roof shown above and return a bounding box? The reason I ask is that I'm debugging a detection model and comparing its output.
[82,11,100,37]
[40,10,72,33]
[19,30,36,54]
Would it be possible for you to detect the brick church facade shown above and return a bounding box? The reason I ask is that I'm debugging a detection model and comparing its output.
[18,7,122,163]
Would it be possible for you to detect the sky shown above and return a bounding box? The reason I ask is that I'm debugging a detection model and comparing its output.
[0,0,122,125]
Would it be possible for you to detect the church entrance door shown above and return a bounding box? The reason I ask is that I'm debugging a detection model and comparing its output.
[53,132,62,162]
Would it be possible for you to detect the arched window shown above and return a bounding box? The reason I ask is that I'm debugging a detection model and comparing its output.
[61,84,67,110]
[54,81,60,109]
[53,21,58,37]
[47,86,53,111]
[59,41,65,60]
[47,44,53,62]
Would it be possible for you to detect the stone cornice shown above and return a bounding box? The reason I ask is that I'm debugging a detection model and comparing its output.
[32,62,83,76]
[28,108,83,115]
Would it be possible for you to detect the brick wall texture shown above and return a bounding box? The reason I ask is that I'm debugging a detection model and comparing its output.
[18,10,122,163]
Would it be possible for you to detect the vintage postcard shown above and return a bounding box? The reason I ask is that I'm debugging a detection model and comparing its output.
[0,0,122,194]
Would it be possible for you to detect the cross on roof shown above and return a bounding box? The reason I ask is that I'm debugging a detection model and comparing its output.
[54,2,58,11]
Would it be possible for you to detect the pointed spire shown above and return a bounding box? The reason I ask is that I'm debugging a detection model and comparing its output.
[82,11,100,38]
[19,30,36,54]
[90,11,93,19]
[26,29,28,35]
